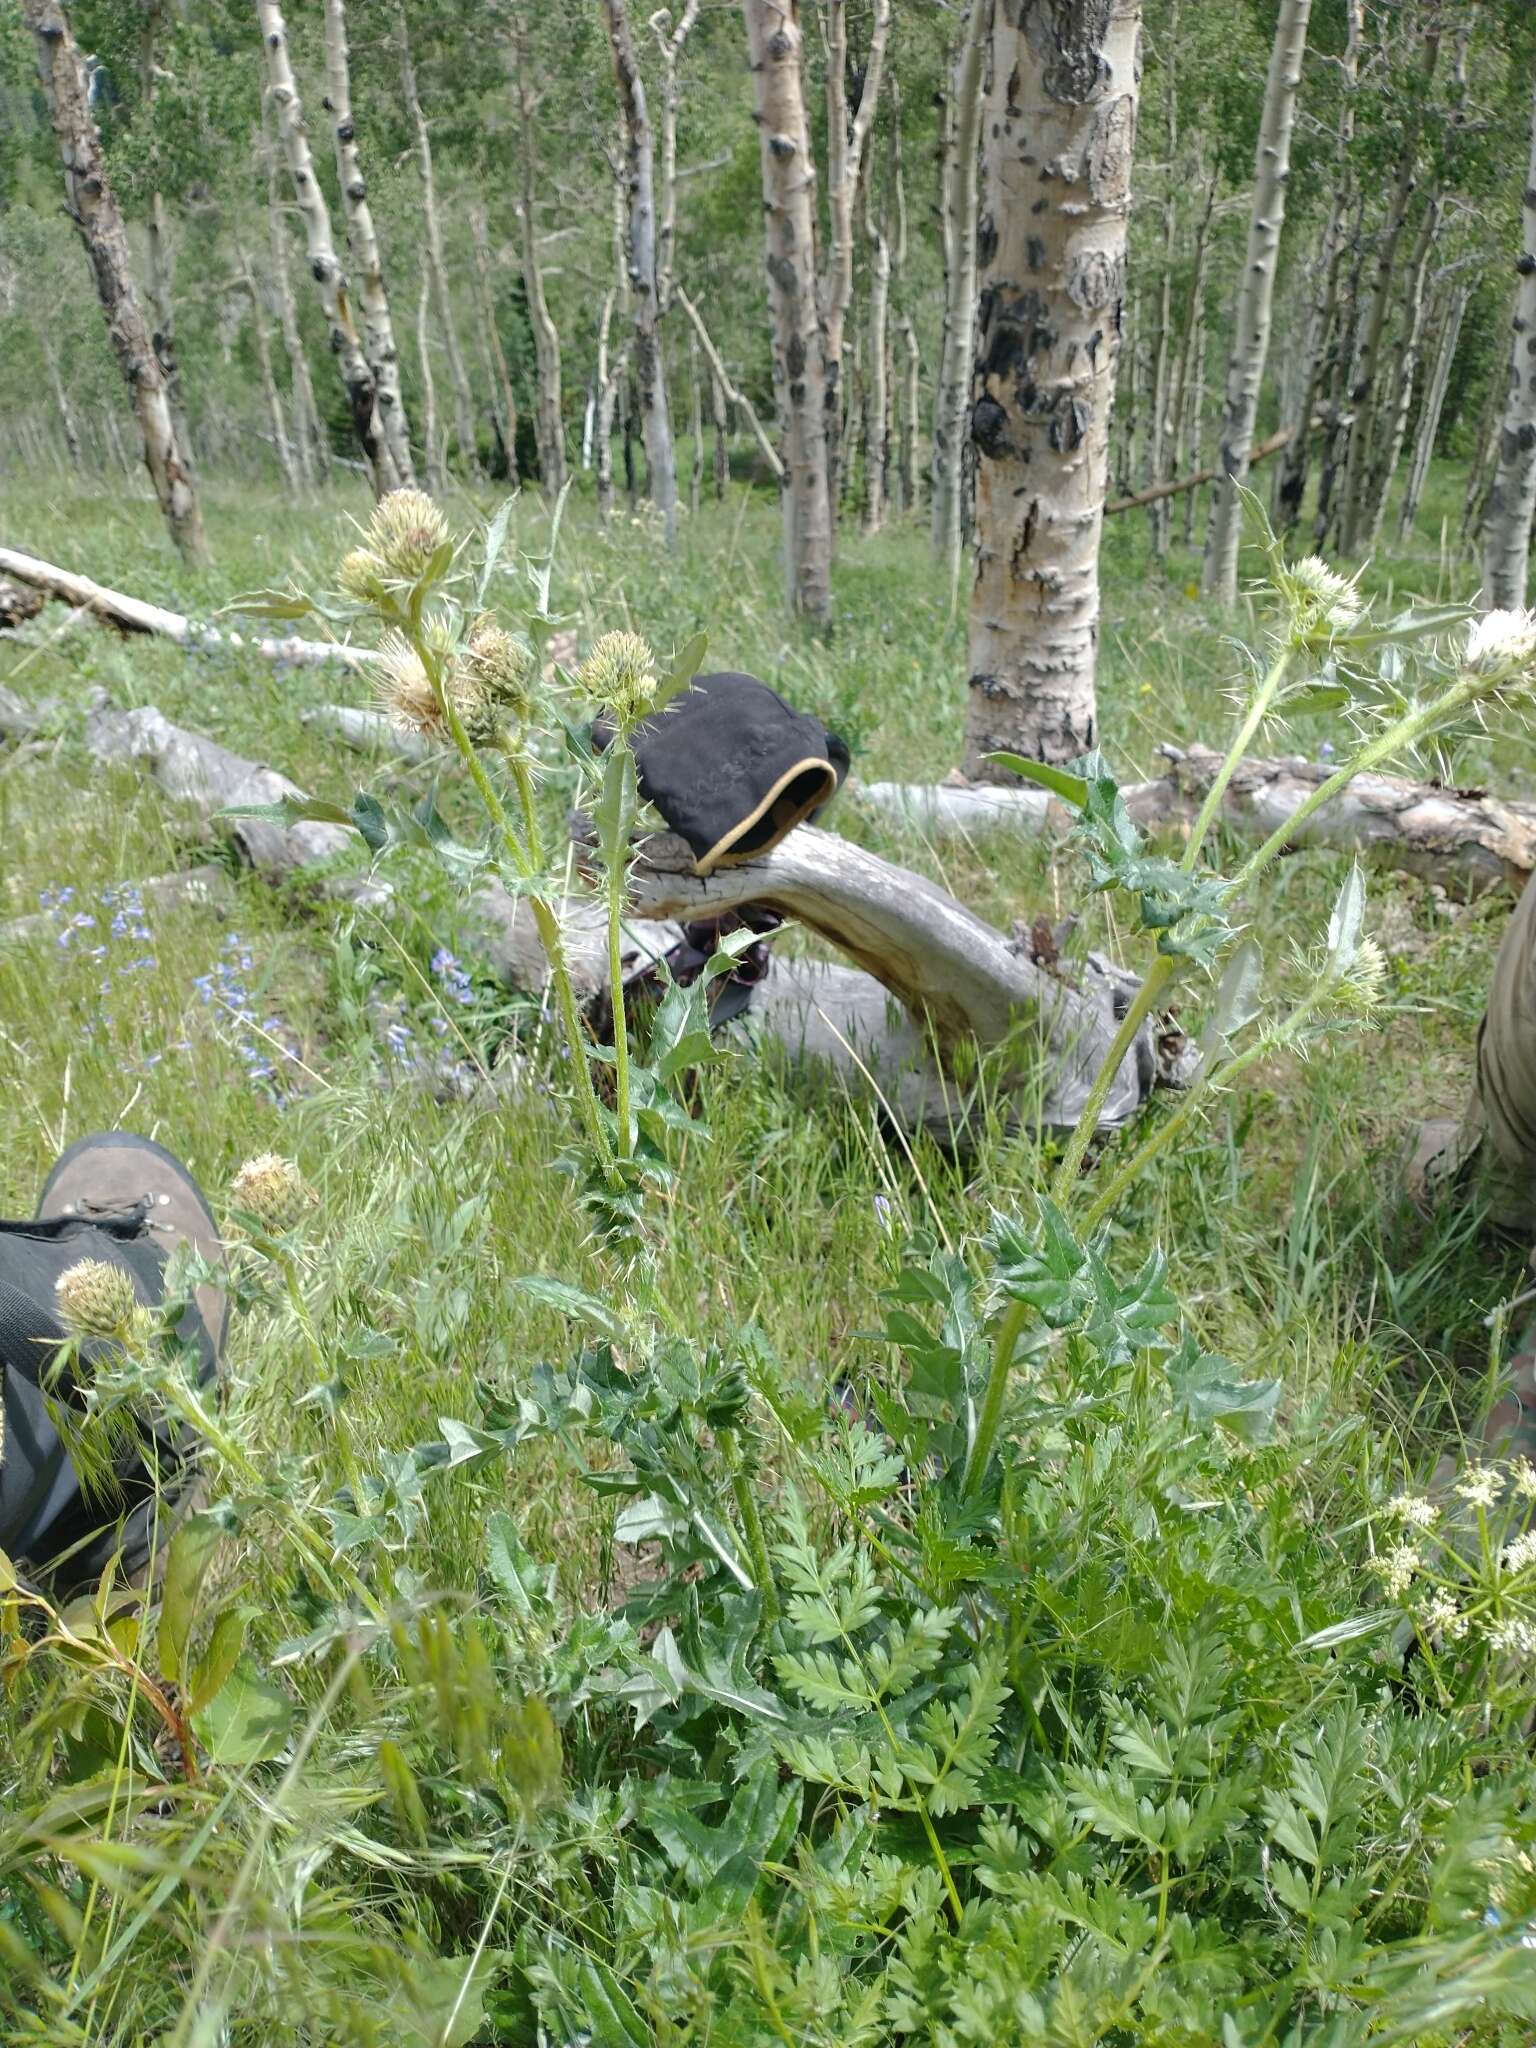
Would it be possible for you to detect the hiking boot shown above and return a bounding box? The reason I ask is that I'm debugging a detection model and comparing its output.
[15,1134,227,1591]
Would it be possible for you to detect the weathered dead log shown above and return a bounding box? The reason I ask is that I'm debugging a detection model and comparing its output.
[302,702,434,760]
[0,580,45,630]
[0,548,368,671]
[858,746,1536,897]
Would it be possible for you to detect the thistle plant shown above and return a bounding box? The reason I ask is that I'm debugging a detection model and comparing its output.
[961,518,1533,1497]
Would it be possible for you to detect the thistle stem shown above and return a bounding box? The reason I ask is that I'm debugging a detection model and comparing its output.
[1180,646,1292,871]
[720,1426,779,1625]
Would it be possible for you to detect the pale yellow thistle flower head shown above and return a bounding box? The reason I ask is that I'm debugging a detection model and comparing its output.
[367,489,451,584]
[1277,555,1363,649]
[1463,608,1536,681]
[577,630,660,726]
[465,614,537,722]
[372,629,498,746]
[231,1153,314,1234]
[338,546,388,606]
[55,1259,142,1343]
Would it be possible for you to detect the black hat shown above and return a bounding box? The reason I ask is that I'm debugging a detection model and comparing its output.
[626,670,849,875]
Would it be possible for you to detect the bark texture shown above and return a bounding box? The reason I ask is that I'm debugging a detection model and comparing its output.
[607,0,678,546]
[1398,279,1467,541]
[511,20,566,491]
[256,0,386,492]
[1203,0,1312,603]
[964,0,1142,775]
[741,0,834,621]
[1483,69,1536,612]
[931,0,989,574]
[322,0,414,489]
[22,0,207,563]
[819,0,892,515]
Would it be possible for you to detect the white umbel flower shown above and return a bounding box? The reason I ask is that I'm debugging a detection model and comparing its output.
[1387,1493,1439,1530]
[1421,1590,1469,1641]
[1375,1543,1422,1598]
[1502,1531,1536,1573]
[1485,1613,1536,1659]
[1457,1466,1503,1510]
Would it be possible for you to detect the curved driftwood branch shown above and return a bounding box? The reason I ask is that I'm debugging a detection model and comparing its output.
[859,745,1536,897]
[0,547,368,671]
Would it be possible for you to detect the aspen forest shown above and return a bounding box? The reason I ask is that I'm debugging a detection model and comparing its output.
[8,2,1536,2040]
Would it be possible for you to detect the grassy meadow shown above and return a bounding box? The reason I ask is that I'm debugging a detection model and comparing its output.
[3,457,1536,2043]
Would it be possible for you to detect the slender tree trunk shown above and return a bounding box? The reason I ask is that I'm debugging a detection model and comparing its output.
[1181,310,1206,547]
[899,318,920,517]
[1362,194,1439,550]
[1398,278,1467,540]
[819,0,893,520]
[1204,0,1312,603]
[257,0,386,494]
[1483,69,1536,610]
[688,332,704,518]
[711,363,729,498]
[322,0,413,490]
[470,206,520,489]
[1463,387,1501,550]
[741,0,835,622]
[1275,0,1363,532]
[1119,285,1141,498]
[103,407,133,477]
[1310,200,1364,547]
[415,273,448,497]
[606,0,678,548]
[1337,20,1440,556]
[966,0,1142,774]
[595,291,617,518]
[398,9,480,480]
[42,336,83,469]
[1169,166,1213,544]
[140,2,195,477]
[235,240,299,499]
[1147,0,1179,558]
[510,20,566,491]
[22,0,206,562]
[266,134,322,488]
[862,196,891,536]
[648,0,699,316]
[932,0,989,578]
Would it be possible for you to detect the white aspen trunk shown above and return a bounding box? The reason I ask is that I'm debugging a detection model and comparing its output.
[510,21,566,492]
[648,1,699,315]
[595,291,617,518]
[22,0,206,562]
[470,206,520,488]
[819,0,893,519]
[416,273,448,497]
[1483,69,1536,611]
[1463,389,1501,550]
[931,0,988,575]
[1180,308,1206,547]
[256,0,386,494]
[1362,195,1438,550]
[862,198,891,536]
[1119,285,1142,498]
[965,0,1141,775]
[140,4,195,475]
[322,0,413,490]
[677,286,784,482]
[711,363,729,499]
[235,240,300,499]
[42,336,83,469]
[398,10,481,480]
[1169,166,1213,539]
[688,331,704,518]
[1398,279,1467,540]
[741,0,835,622]
[606,0,678,548]
[1147,0,1179,557]
[1275,0,1362,532]
[1203,0,1312,604]
[899,317,920,517]
[1337,21,1439,555]
[266,135,322,488]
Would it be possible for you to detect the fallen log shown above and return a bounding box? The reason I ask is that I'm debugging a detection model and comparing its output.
[65,697,1176,1135]
[0,546,368,672]
[0,579,45,630]
[858,745,1536,897]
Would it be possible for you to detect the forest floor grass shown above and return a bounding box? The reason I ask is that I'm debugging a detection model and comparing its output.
[1,458,1531,2034]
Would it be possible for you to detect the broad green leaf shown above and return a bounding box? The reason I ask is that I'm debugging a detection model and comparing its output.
[219,588,313,621]
[186,1603,254,1715]
[1325,864,1365,974]
[560,1955,650,2048]
[191,1659,294,1766]
[652,629,709,714]
[517,1275,627,1343]
[476,494,519,606]
[1200,938,1264,1062]
[157,1511,224,1687]
[219,794,356,832]
[485,1510,556,1618]
[1284,683,1350,716]
[983,752,1090,807]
